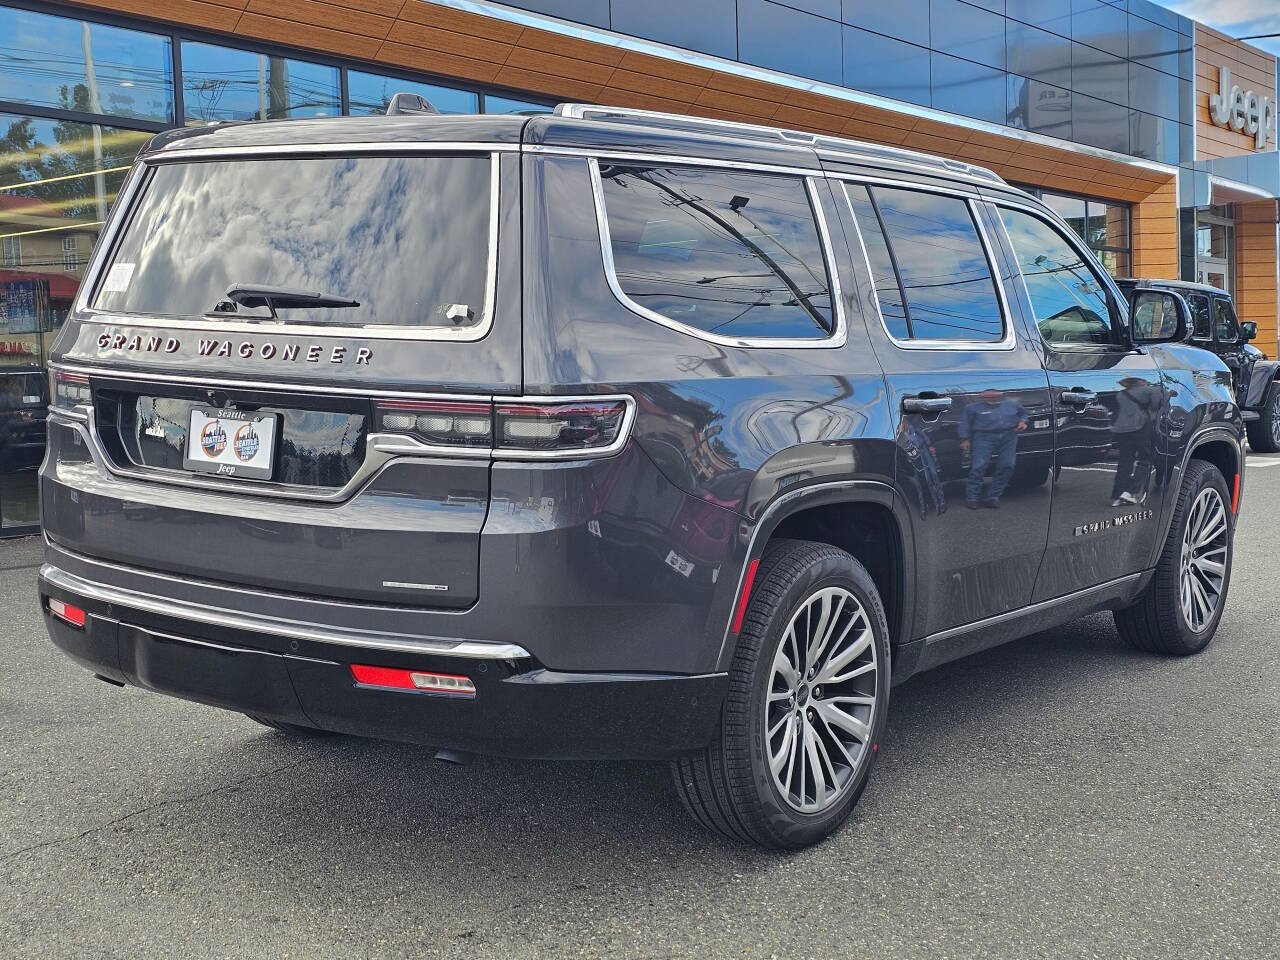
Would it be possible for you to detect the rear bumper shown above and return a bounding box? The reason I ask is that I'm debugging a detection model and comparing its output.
[39,562,726,758]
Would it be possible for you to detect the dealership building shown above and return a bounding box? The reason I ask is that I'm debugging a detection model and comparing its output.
[0,0,1277,534]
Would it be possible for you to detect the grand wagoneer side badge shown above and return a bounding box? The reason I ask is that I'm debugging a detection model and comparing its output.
[95,332,373,366]
[1074,510,1154,538]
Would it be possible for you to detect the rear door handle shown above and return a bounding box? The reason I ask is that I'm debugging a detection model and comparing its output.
[901,395,952,414]
[1059,389,1097,407]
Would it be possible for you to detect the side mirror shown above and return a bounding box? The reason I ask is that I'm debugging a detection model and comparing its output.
[1128,289,1187,344]
[1241,321,1257,341]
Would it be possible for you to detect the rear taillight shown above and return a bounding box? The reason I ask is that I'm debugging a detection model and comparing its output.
[51,370,91,410]
[375,399,492,449]
[47,597,87,629]
[373,396,632,459]
[495,400,630,454]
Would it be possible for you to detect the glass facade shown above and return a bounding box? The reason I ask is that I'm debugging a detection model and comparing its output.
[0,0,553,534]
[507,0,1197,166]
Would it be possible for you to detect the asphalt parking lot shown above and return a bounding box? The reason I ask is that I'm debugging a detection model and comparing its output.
[2,462,1278,960]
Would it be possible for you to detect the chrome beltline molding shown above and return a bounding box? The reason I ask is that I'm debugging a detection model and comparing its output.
[432,0,1179,178]
[40,560,532,660]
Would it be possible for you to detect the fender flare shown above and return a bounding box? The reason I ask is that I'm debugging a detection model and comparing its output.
[1244,359,1280,409]
[712,479,916,671]
[1154,425,1245,559]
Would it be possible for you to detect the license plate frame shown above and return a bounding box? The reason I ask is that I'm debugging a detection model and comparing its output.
[183,407,279,481]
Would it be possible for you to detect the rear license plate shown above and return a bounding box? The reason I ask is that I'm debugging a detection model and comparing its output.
[183,407,278,480]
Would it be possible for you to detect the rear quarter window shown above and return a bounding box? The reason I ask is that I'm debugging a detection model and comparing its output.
[596,163,834,341]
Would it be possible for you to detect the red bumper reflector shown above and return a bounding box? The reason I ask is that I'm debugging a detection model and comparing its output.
[47,597,86,629]
[350,664,476,697]
[1232,473,1240,513]
[731,558,761,634]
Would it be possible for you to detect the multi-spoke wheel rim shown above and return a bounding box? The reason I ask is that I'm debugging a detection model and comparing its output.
[1180,488,1229,633]
[764,586,878,814]
[1271,405,1280,447]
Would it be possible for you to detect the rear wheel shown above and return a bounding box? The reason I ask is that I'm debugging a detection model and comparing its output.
[672,540,890,849]
[1115,460,1233,655]
[1245,387,1280,453]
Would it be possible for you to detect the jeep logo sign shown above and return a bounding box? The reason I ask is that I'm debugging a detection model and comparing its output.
[1208,65,1276,149]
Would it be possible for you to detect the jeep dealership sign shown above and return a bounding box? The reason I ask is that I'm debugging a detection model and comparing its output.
[1208,65,1276,149]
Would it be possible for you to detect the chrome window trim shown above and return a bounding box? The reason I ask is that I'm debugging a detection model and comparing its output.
[39,561,532,660]
[838,180,1017,352]
[989,197,1131,349]
[586,157,847,350]
[76,151,503,343]
[532,144,818,178]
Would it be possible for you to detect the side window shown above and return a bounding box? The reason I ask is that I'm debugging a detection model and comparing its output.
[1213,298,1239,342]
[847,184,1004,342]
[1187,294,1212,340]
[997,207,1114,346]
[597,164,834,340]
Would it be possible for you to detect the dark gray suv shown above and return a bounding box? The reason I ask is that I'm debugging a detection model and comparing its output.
[39,104,1244,849]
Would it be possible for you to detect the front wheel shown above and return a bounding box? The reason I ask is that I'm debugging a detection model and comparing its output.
[1245,388,1280,453]
[672,540,890,849]
[1115,460,1233,655]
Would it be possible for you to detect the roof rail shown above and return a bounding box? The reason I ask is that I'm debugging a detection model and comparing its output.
[554,103,1004,185]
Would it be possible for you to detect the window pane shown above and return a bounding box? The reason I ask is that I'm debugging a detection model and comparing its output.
[94,155,493,329]
[844,184,909,340]
[1093,247,1130,279]
[1214,298,1238,341]
[870,186,1003,342]
[998,207,1113,346]
[347,72,477,116]
[483,95,552,115]
[1187,293,1211,339]
[0,6,173,123]
[598,164,833,340]
[180,42,339,124]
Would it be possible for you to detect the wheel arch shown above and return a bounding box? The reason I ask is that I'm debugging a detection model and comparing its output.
[715,481,916,672]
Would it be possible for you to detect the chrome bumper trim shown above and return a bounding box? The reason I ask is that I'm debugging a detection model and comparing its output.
[39,562,532,660]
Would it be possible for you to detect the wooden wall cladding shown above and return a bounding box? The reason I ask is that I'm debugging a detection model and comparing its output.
[1132,178,1179,281]
[67,0,1177,208]
[1236,201,1279,356]
[1195,24,1279,160]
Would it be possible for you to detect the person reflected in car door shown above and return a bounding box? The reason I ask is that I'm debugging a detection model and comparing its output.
[1110,375,1166,507]
[898,417,947,519]
[959,388,1029,509]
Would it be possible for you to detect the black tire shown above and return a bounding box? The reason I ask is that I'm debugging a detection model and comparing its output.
[1245,388,1280,453]
[671,539,891,849]
[244,713,331,736]
[1114,460,1233,656]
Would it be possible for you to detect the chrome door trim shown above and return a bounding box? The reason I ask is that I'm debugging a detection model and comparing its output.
[74,152,503,343]
[587,157,847,350]
[40,561,532,660]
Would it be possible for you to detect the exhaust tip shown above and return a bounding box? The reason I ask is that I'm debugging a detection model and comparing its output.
[434,748,474,765]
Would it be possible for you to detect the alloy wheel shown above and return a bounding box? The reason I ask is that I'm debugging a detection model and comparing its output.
[1272,404,1280,448]
[1180,487,1229,632]
[764,586,878,813]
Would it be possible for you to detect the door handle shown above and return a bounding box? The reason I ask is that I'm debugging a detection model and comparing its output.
[901,395,952,414]
[1059,389,1097,407]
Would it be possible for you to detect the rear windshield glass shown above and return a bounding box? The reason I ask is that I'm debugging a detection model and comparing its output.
[93,154,493,330]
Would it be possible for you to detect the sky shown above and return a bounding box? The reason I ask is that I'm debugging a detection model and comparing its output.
[1164,0,1280,57]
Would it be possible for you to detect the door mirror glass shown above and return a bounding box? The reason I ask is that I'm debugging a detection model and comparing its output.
[1241,321,1258,341]
[1129,290,1187,343]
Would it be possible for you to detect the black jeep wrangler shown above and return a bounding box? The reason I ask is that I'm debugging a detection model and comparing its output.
[38,103,1244,849]
[1119,278,1280,452]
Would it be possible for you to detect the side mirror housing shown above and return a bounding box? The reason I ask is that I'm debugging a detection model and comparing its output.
[1241,321,1257,341]
[1129,289,1188,344]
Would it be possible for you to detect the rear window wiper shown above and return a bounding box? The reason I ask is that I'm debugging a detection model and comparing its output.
[211,283,360,319]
